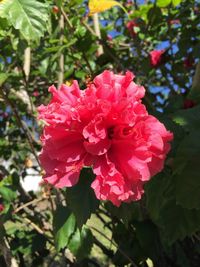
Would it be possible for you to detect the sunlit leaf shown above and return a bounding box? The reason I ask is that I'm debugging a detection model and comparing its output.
[0,0,49,42]
[88,0,127,16]
[172,0,182,6]
[68,226,94,260]
[172,105,200,131]
[53,205,76,251]
[0,73,8,86]
[146,174,200,244]
[0,186,17,202]
[156,0,171,8]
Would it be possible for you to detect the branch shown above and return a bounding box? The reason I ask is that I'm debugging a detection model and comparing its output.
[23,47,31,82]
[24,217,44,235]
[58,14,65,87]
[10,88,36,114]
[14,196,44,214]
[92,13,104,56]
[61,7,73,29]
[0,238,19,267]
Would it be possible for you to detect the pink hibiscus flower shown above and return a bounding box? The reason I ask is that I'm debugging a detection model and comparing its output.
[38,71,173,206]
[150,49,165,67]
[126,19,139,37]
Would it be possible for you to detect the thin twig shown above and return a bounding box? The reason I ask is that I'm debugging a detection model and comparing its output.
[16,215,54,245]
[82,18,125,70]
[49,194,56,212]
[14,196,44,214]
[61,7,94,76]
[24,217,44,235]
[82,52,94,77]
[0,87,41,167]
[82,20,97,36]
[61,7,73,29]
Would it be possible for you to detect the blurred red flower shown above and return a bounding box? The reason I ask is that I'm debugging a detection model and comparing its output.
[150,49,165,67]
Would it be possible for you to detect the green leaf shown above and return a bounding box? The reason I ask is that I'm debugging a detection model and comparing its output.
[173,131,200,174]
[4,221,21,236]
[0,186,17,202]
[0,73,8,86]
[53,205,76,251]
[0,17,9,30]
[147,6,162,26]
[68,226,94,260]
[158,198,200,244]
[55,0,63,8]
[175,158,200,210]
[75,70,86,79]
[132,4,153,22]
[172,130,200,231]
[134,221,161,262]
[146,173,200,244]
[106,202,143,226]
[145,173,172,221]
[175,243,191,267]
[172,0,182,6]
[112,222,143,265]
[157,0,171,7]
[74,24,86,37]
[172,105,200,131]
[0,0,49,42]
[66,168,99,228]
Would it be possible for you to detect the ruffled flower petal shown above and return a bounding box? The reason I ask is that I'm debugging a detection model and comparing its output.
[38,70,173,206]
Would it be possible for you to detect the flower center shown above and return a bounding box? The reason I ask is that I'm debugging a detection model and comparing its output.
[108,127,114,139]
[107,125,134,140]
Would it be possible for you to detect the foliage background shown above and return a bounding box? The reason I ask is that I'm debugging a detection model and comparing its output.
[0,0,200,266]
